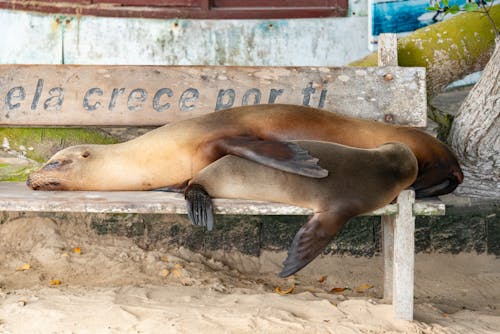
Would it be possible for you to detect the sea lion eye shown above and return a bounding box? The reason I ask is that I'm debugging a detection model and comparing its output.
[43,161,61,170]
[42,159,72,170]
[82,151,90,158]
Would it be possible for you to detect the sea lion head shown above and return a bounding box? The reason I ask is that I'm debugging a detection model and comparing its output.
[27,145,106,191]
[410,135,464,198]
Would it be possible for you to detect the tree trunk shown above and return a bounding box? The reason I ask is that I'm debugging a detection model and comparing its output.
[448,37,500,199]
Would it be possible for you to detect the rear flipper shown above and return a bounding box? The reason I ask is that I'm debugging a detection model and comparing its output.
[184,184,215,231]
[213,136,328,178]
[279,212,348,278]
[414,179,454,198]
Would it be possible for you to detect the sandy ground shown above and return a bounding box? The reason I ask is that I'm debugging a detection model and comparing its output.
[0,216,499,334]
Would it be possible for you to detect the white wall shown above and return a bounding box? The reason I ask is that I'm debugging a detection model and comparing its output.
[0,1,371,66]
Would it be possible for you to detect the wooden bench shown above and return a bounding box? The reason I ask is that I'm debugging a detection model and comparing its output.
[0,34,444,321]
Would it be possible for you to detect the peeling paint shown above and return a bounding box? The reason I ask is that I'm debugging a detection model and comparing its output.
[0,9,369,66]
[338,75,350,82]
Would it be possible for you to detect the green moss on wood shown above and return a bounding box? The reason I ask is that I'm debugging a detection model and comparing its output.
[0,165,38,182]
[0,128,117,162]
[349,51,377,67]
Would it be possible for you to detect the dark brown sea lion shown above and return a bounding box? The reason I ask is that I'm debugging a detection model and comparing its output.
[26,104,462,197]
[184,140,419,277]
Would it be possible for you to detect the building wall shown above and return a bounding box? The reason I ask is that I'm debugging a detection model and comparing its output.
[0,1,370,66]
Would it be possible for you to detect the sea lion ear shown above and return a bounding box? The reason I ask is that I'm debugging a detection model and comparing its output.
[279,213,346,278]
[184,183,215,231]
[213,136,328,178]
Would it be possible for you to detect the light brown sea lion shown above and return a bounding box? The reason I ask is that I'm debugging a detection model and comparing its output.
[184,140,419,277]
[26,104,462,197]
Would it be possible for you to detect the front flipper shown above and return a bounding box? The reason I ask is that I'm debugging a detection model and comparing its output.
[184,183,215,231]
[152,180,189,193]
[280,212,348,278]
[214,136,328,178]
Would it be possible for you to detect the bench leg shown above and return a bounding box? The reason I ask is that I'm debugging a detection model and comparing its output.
[392,189,416,320]
[382,215,394,301]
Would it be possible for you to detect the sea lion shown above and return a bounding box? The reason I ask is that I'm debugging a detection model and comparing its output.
[184,140,419,277]
[26,104,462,197]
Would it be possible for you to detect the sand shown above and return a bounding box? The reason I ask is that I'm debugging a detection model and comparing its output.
[0,216,499,334]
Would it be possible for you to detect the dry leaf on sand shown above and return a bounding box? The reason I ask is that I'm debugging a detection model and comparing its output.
[355,284,374,293]
[275,285,295,295]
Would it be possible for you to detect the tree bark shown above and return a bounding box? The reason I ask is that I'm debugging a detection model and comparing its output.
[448,37,500,199]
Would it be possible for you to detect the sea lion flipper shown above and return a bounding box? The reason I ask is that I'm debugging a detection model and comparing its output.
[214,136,329,178]
[279,212,346,278]
[153,180,189,193]
[184,184,215,231]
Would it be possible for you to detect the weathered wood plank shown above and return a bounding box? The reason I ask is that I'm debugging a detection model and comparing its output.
[378,33,398,67]
[379,33,398,303]
[392,189,416,320]
[382,215,395,301]
[0,182,445,216]
[0,65,426,126]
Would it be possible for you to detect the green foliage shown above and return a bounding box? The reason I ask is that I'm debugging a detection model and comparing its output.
[426,0,498,35]
[428,105,455,141]
[464,2,479,11]
[425,0,489,14]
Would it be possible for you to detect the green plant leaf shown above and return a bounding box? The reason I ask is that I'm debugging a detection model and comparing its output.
[449,4,460,14]
[442,0,449,7]
[464,2,479,11]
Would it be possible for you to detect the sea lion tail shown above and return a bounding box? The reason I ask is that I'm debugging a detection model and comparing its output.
[279,212,347,278]
[184,184,215,231]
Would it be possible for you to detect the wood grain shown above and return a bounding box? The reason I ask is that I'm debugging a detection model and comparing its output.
[0,182,445,216]
[0,65,426,126]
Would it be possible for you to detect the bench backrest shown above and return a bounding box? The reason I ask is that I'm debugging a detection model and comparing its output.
[0,35,426,128]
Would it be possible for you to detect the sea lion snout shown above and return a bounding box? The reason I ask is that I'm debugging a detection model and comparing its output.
[26,172,65,191]
[413,167,463,198]
[26,158,74,190]
[25,175,34,189]
[26,145,98,191]
[452,168,464,185]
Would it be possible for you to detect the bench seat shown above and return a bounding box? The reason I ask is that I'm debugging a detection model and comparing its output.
[0,182,445,216]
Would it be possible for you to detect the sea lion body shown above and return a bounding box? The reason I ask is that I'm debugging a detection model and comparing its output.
[185,141,419,277]
[27,104,462,197]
